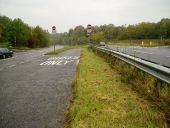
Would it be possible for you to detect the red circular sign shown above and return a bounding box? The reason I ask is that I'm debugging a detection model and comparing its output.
[52,26,56,30]
[87,24,92,29]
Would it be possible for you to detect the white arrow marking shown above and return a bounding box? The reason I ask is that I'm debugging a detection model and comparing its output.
[64,60,74,65]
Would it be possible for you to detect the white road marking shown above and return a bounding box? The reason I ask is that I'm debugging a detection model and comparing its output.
[20,61,24,64]
[40,56,80,66]
[9,64,15,68]
[76,60,80,65]
[64,60,74,65]
[40,61,49,65]
[133,50,153,54]
[40,60,63,65]
[73,56,79,59]
[48,60,62,65]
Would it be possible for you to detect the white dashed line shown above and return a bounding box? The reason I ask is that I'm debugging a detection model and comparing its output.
[20,61,24,64]
[8,65,16,68]
[133,50,153,54]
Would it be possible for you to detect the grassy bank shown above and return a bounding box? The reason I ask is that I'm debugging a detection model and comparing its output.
[65,49,167,128]
[0,42,13,48]
[92,47,170,124]
[46,45,86,55]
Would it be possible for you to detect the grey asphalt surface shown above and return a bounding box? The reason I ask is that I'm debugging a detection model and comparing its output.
[0,46,63,71]
[0,47,81,128]
[109,45,170,68]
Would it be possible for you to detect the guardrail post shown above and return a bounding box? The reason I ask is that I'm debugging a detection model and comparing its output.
[155,80,162,97]
[93,46,170,85]
[168,84,170,95]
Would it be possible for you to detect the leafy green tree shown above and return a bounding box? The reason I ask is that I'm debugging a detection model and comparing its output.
[157,18,170,39]
[0,24,2,39]
[6,18,30,46]
[0,15,50,48]
[92,32,104,44]
[0,16,11,42]
[135,22,157,39]
[53,18,170,45]
[117,26,127,40]
[103,24,116,41]
[28,26,49,48]
[68,25,87,45]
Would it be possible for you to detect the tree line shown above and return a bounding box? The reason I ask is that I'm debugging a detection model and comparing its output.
[54,18,170,45]
[0,15,50,48]
[1,15,170,47]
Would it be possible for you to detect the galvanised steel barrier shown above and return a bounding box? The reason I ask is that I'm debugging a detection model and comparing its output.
[92,46,170,84]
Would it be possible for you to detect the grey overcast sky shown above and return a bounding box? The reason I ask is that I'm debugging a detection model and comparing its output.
[0,0,170,32]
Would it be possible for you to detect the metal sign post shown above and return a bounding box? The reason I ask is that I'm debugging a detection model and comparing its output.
[86,24,92,46]
[52,26,56,53]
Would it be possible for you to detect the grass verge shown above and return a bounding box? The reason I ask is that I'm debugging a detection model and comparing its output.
[46,45,87,55]
[65,48,167,128]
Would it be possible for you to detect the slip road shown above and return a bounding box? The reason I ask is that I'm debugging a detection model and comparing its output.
[0,47,81,128]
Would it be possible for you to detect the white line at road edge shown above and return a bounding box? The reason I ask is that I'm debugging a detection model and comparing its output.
[133,50,153,54]
[20,62,24,64]
[76,60,80,65]
[8,64,16,68]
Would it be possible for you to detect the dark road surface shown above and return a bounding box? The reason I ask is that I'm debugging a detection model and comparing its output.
[0,46,63,71]
[0,47,81,128]
[109,45,170,68]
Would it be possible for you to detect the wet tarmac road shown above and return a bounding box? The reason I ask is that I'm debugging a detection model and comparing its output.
[0,47,81,128]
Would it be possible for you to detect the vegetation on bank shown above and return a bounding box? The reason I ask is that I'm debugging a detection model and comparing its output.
[0,15,50,48]
[65,49,167,128]
[91,47,170,125]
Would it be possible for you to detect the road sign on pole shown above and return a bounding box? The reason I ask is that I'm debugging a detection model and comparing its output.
[52,26,56,34]
[52,26,56,53]
[86,24,92,46]
[87,24,92,34]
[87,24,92,29]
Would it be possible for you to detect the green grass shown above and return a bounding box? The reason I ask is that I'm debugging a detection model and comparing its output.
[0,42,13,48]
[65,49,167,128]
[46,45,87,55]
